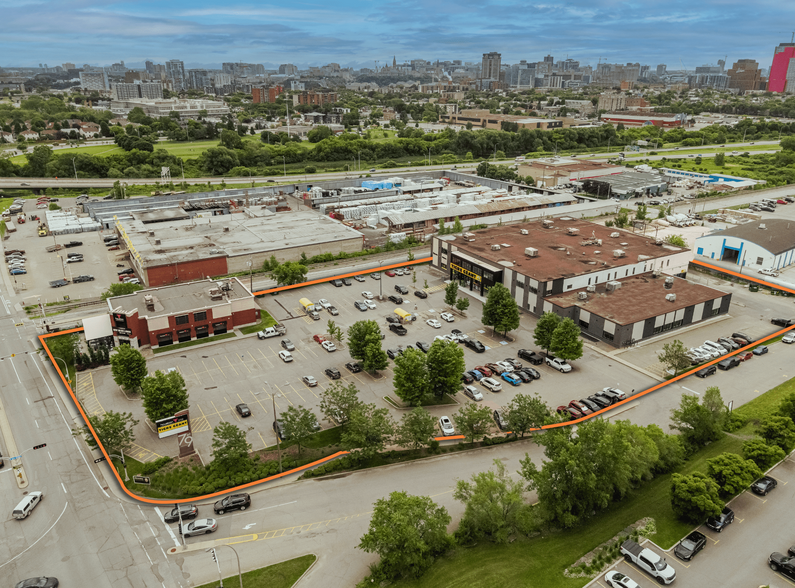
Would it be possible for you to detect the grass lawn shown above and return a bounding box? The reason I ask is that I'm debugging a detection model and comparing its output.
[193,554,316,588]
[238,309,278,335]
[733,372,795,434]
[625,144,781,159]
[152,332,237,354]
[264,425,344,451]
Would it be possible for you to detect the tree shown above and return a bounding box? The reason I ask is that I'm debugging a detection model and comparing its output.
[455,296,470,313]
[670,391,724,450]
[358,491,452,580]
[670,472,724,524]
[657,339,691,376]
[645,424,685,473]
[211,421,251,469]
[319,381,362,428]
[533,311,560,354]
[341,403,394,458]
[451,216,464,233]
[482,283,520,336]
[87,411,139,455]
[742,437,786,469]
[444,281,458,307]
[454,459,529,545]
[307,125,333,143]
[781,136,795,152]
[395,408,437,450]
[363,338,389,373]
[219,128,243,150]
[426,339,466,399]
[347,320,382,361]
[714,152,725,166]
[271,261,307,286]
[549,317,583,362]
[47,332,79,367]
[614,209,630,229]
[109,344,147,392]
[706,452,762,496]
[101,282,144,299]
[281,405,318,454]
[664,234,687,248]
[326,319,343,342]
[393,349,431,405]
[635,203,648,220]
[505,393,550,438]
[140,370,189,423]
[758,415,795,452]
[453,403,494,442]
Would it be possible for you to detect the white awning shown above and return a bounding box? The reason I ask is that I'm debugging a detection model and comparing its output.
[82,314,113,341]
[450,250,504,274]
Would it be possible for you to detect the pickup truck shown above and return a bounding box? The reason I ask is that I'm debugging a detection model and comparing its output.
[620,539,676,584]
[256,324,287,339]
[49,279,69,288]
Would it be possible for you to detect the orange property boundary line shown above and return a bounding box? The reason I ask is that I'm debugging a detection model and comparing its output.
[37,259,795,504]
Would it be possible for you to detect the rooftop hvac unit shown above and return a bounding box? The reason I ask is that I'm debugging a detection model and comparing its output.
[520,229,529,235]
[605,280,622,292]
[144,295,155,310]
[542,219,554,228]
[613,249,626,258]
[154,239,161,245]
[664,276,674,289]
[758,223,766,229]
[652,270,661,278]
[597,239,602,245]
[501,243,511,248]
[577,291,588,300]
[567,227,580,235]
[208,288,223,300]
[665,293,677,302]
[223,226,230,232]
[463,232,475,241]
[525,247,538,257]
[610,232,620,238]
[586,284,596,293]
[491,244,501,251]
[148,230,155,237]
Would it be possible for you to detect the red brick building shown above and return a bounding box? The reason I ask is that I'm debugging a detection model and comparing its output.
[107,278,260,348]
[252,86,283,103]
[294,91,338,106]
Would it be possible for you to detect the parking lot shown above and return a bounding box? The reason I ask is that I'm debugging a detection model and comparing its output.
[595,455,795,588]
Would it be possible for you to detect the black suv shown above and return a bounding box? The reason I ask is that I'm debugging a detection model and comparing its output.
[345,362,362,373]
[395,285,409,295]
[163,504,198,524]
[718,356,741,371]
[117,268,134,275]
[696,365,717,378]
[324,367,341,379]
[213,493,251,514]
[388,295,404,304]
[414,290,428,299]
[416,341,430,353]
[464,339,486,353]
[771,318,795,327]
[389,323,407,336]
[517,349,544,364]
[387,348,402,359]
[64,241,83,248]
[73,275,94,283]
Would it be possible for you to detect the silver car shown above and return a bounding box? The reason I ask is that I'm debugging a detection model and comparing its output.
[180,518,217,537]
[462,385,483,401]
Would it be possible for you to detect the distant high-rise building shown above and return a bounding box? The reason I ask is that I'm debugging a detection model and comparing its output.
[145,60,155,73]
[62,62,75,71]
[717,59,725,72]
[543,54,554,64]
[278,64,298,76]
[727,59,767,93]
[656,64,667,76]
[79,70,110,92]
[114,82,163,100]
[769,43,795,93]
[165,59,186,91]
[186,69,210,90]
[481,52,501,80]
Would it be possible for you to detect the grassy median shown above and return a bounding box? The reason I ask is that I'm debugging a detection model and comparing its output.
[193,554,316,588]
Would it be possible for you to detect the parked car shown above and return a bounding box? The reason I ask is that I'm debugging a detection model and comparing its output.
[66,256,83,263]
[354,300,368,312]
[481,377,502,392]
[674,531,706,561]
[235,403,251,417]
[461,372,475,384]
[213,494,250,514]
[751,475,778,495]
[557,405,584,421]
[361,291,374,300]
[389,324,407,336]
[324,367,341,380]
[695,365,717,378]
[364,300,376,310]
[737,351,753,361]
[578,398,601,413]
[518,366,540,380]
[302,375,318,387]
[15,578,59,588]
[768,552,795,580]
[569,400,593,415]
[752,345,769,355]
[280,339,295,351]
[501,372,521,386]
[469,369,484,381]
[353,275,365,282]
[387,295,404,304]
[604,571,640,588]
[783,332,795,344]
[516,349,543,365]
[331,279,343,287]
[321,341,337,352]
[345,362,362,373]
[759,268,780,277]
[386,348,402,360]
[486,362,507,375]
[438,416,455,436]
[395,285,409,295]
[771,318,795,327]
[587,394,611,409]
[600,387,627,401]
[49,279,69,288]
[462,385,483,401]
[717,356,741,370]
[705,506,734,532]
[384,270,395,277]
[278,350,293,362]
[440,312,455,322]
[718,337,740,350]
[9,269,27,275]
[464,339,486,353]
[318,299,331,309]
[414,290,428,299]
[328,305,339,316]
[545,356,572,372]
[474,365,492,377]
[64,241,82,248]
[425,319,441,329]
[416,341,430,353]
[164,504,199,524]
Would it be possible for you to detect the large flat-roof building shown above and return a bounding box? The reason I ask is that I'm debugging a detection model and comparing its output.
[517,157,626,188]
[694,219,795,272]
[431,218,730,346]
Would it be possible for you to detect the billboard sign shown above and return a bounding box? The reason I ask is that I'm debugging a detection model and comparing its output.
[155,413,189,438]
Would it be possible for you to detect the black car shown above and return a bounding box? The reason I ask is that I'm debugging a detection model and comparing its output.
[771,318,795,327]
[414,290,428,299]
[389,323,407,336]
[706,506,734,532]
[117,268,134,275]
[235,403,251,417]
[752,345,768,356]
[273,420,287,440]
[387,295,404,304]
[345,362,362,373]
[518,366,540,380]
[593,392,617,406]
[732,331,755,343]
[717,357,741,371]
[461,372,475,384]
[342,278,352,286]
[587,394,611,409]
[73,275,94,283]
[332,279,343,287]
[354,300,368,311]
[696,365,717,378]
[674,530,707,561]
[416,341,430,353]
[14,578,59,588]
[514,370,532,383]
[387,348,402,359]
[64,241,83,248]
[752,475,778,495]
[164,504,199,523]
[385,315,399,324]
[213,493,251,514]
[517,349,544,365]
[769,552,795,580]
[493,409,509,431]
[465,339,486,353]
[324,367,341,379]
[578,398,601,413]
[395,285,409,295]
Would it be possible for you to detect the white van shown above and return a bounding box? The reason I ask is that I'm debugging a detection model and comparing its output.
[13,491,43,519]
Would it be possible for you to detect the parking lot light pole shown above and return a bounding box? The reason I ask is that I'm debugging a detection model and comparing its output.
[53,356,70,385]
[215,545,243,588]
[268,386,283,473]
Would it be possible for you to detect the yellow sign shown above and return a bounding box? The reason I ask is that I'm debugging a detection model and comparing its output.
[15,323,23,327]
[451,263,481,282]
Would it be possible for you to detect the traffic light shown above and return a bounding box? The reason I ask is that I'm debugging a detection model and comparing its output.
[33,444,47,450]
[211,549,217,562]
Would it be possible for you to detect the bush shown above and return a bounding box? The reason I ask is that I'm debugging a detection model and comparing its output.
[304,165,317,173]
[139,456,172,475]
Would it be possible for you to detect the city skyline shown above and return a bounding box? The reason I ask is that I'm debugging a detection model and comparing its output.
[3,0,795,70]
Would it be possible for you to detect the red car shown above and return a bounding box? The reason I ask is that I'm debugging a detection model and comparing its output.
[568,400,593,415]
[557,405,584,421]
[738,351,753,361]
[313,334,326,343]
[474,365,492,377]
[485,362,506,375]
[776,199,788,205]
[385,270,396,277]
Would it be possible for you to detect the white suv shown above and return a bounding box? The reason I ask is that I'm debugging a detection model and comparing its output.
[481,377,502,392]
[703,341,727,356]
[545,356,572,372]
[439,416,455,436]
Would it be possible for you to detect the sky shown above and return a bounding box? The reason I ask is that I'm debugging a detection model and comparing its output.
[3,0,795,70]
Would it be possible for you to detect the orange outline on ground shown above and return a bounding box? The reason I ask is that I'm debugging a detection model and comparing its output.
[37,259,795,504]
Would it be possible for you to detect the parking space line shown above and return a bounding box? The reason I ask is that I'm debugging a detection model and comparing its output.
[246,350,264,372]
[248,390,269,414]
[202,359,220,382]
[213,356,231,377]
[291,385,307,403]
[210,400,227,422]
[224,397,241,421]
[274,385,294,406]
[256,348,275,369]
[232,354,251,374]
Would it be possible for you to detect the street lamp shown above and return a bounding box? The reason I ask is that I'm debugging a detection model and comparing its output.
[205,545,243,588]
[72,157,77,180]
[247,257,253,292]
[53,356,70,385]
[269,386,283,473]
[282,156,286,177]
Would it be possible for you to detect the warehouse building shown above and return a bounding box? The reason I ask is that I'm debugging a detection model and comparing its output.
[694,219,795,271]
[431,217,730,346]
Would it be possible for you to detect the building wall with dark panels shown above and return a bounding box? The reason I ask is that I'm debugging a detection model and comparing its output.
[145,257,229,287]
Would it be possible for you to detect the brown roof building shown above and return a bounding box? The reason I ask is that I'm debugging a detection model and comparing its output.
[727,59,767,93]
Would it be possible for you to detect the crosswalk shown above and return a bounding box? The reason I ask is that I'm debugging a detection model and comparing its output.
[75,372,104,417]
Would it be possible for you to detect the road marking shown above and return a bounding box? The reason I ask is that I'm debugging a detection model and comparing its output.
[133,530,153,565]
[0,501,68,569]
[154,507,181,547]
[223,355,240,376]
[47,451,52,460]
[61,482,67,493]
[8,357,21,383]
[35,420,39,428]
[26,398,29,405]
[247,500,298,514]
[243,523,256,530]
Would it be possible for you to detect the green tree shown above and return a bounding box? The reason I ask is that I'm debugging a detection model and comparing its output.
[780,136,795,151]
[395,407,438,450]
[109,344,147,392]
[454,459,528,544]
[451,216,464,233]
[426,338,466,399]
[533,311,560,354]
[281,405,318,454]
[664,234,687,247]
[670,472,724,524]
[24,145,53,177]
[211,421,251,469]
[307,125,333,143]
[779,391,795,424]
[549,317,583,362]
[670,391,724,450]
[657,339,691,376]
[455,297,470,314]
[758,415,795,452]
[319,381,362,428]
[482,283,520,336]
[101,282,144,299]
[614,209,629,229]
[714,152,725,166]
[453,403,494,442]
[742,437,786,469]
[341,403,394,458]
[358,491,452,580]
[140,370,190,422]
[47,332,79,367]
[219,128,243,150]
[444,281,459,307]
[645,424,685,473]
[505,393,550,438]
[326,319,343,342]
[271,261,307,286]
[87,410,139,455]
[363,338,389,373]
[347,320,382,361]
[635,203,648,221]
[393,348,431,405]
[706,452,762,496]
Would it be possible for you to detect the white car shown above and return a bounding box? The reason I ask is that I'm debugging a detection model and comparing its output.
[318,299,331,309]
[440,312,455,322]
[395,268,404,276]
[703,340,727,356]
[545,356,572,372]
[180,518,218,538]
[783,332,795,344]
[496,361,514,373]
[697,345,720,360]
[439,416,455,436]
[435,335,456,343]
[462,385,483,401]
[302,375,318,387]
[278,350,293,362]
[604,570,640,588]
[361,291,374,299]
[426,319,442,329]
[481,377,502,392]
[364,300,376,310]
[758,268,779,277]
[321,340,337,352]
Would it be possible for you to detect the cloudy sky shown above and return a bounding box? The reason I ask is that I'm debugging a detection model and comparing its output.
[3,0,794,70]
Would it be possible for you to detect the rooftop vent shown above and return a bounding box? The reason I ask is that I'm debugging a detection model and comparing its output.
[567,227,580,235]
[223,226,230,232]
[154,239,161,245]
[610,232,620,238]
[525,247,538,257]
[606,280,622,292]
[520,229,529,235]
[577,292,588,300]
[613,249,626,258]
[586,284,596,293]
[148,230,155,237]
[501,243,511,248]
[758,223,766,229]
[542,219,554,228]
[463,232,475,241]
[665,293,677,302]
[144,295,155,311]
[491,244,501,251]
[652,270,661,278]
[208,288,223,300]
[664,276,674,289]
